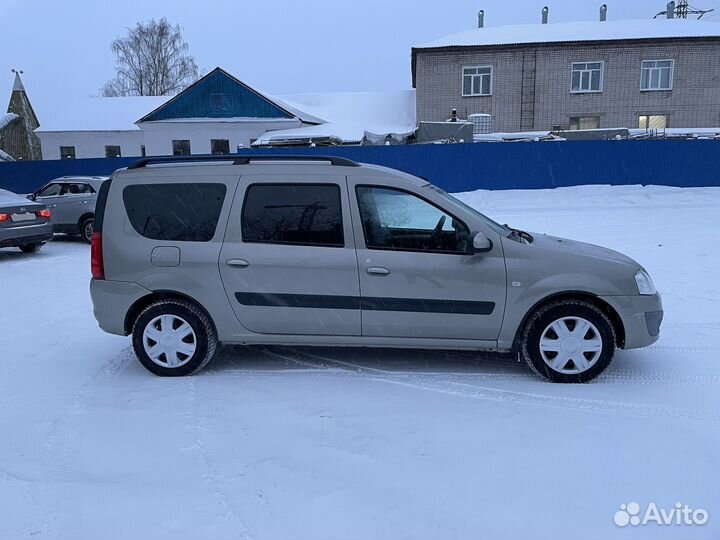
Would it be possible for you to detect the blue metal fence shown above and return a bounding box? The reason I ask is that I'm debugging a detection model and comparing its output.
[1,139,719,194]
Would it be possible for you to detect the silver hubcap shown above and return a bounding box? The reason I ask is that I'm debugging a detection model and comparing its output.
[84,221,93,239]
[142,315,197,368]
[539,316,603,374]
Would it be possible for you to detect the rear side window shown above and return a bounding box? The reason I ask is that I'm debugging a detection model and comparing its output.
[242,184,344,247]
[123,183,226,242]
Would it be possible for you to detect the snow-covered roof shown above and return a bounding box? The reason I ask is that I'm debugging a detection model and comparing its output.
[254,90,417,144]
[36,96,170,132]
[0,112,19,131]
[416,18,720,49]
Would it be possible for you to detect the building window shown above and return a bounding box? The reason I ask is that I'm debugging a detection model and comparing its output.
[210,93,233,111]
[172,140,191,156]
[639,115,669,129]
[569,116,601,130]
[571,62,603,93]
[60,146,76,159]
[462,66,492,96]
[140,145,146,157]
[105,145,121,158]
[211,139,230,155]
[641,60,674,91]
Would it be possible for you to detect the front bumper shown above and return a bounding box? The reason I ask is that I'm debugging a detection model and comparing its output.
[90,279,152,336]
[599,293,663,350]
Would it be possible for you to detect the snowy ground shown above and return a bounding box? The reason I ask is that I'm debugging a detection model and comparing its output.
[1,185,718,540]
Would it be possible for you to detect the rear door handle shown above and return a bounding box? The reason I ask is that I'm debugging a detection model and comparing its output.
[48,204,57,208]
[226,258,249,268]
[366,266,390,276]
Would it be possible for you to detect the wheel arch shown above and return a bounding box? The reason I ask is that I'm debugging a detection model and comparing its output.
[124,290,218,337]
[77,212,95,229]
[511,291,626,353]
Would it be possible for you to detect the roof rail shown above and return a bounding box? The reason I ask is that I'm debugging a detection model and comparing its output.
[127,154,360,169]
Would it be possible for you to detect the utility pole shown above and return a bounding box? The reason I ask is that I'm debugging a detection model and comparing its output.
[655,0,714,19]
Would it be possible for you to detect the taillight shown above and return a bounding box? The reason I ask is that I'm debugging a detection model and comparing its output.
[36,209,51,219]
[91,232,105,279]
[0,213,9,222]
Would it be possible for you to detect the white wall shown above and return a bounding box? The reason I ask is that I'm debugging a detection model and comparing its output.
[36,119,303,160]
[139,119,302,156]
[36,130,145,160]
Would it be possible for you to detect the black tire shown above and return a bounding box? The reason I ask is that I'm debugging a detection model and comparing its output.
[19,243,41,253]
[80,217,94,244]
[131,299,218,376]
[520,299,616,383]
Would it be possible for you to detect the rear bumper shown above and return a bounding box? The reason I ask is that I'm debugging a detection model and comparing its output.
[599,293,663,350]
[90,279,152,336]
[0,223,54,247]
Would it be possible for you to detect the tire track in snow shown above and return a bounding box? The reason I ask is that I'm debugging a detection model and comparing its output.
[32,347,134,536]
[269,349,720,423]
[186,377,254,540]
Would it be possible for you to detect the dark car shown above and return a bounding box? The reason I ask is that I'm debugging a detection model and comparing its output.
[0,188,53,253]
[28,176,108,243]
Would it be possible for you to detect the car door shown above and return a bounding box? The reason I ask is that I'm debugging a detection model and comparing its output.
[348,177,507,341]
[34,182,73,225]
[62,182,93,224]
[219,174,361,336]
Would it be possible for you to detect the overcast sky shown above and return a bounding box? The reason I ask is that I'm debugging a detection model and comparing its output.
[1,0,714,114]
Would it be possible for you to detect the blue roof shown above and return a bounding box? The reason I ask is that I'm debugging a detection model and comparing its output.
[138,67,295,122]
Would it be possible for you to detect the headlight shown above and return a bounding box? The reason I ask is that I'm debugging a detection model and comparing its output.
[634,269,656,295]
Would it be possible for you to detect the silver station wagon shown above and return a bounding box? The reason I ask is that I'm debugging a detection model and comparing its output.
[90,155,662,382]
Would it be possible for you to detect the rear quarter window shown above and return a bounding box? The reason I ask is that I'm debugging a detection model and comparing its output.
[123,183,227,242]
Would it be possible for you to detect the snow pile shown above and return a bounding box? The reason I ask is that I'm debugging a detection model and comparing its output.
[416,18,720,49]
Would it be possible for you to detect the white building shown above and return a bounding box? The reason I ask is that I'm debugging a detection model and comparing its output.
[34,67,416,160]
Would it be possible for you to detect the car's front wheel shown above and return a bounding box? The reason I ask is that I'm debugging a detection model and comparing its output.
[520,299,616,383]
[131,299,218,376]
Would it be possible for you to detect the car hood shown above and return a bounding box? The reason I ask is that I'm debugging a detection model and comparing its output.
[530,232,639,268]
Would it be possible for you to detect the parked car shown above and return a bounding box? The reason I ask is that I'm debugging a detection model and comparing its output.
[90,155,663,382]
[27,176,108,243]
[0,188,53,253]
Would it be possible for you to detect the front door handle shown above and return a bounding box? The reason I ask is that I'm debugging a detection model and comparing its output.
[48,204,57,208]
[226,259,249,268]
[366,266,390,276]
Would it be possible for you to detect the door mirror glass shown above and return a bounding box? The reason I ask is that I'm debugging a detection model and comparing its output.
[26,193,34,200]
[472,232,492,253]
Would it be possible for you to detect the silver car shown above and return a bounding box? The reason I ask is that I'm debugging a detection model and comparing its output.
[90,156,663,382]
[28,176,107,243]
[0,188,53,253]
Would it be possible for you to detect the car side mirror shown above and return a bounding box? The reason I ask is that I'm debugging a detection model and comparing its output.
[471,232,493,253]
[27,194,35,200]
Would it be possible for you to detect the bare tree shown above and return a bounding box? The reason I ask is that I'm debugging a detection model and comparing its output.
[102,18,200,97]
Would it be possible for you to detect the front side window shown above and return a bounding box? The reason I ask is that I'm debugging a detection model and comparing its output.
[356,186,470,254]
[36,183,63,198]
[172,140,191,156]
[639,114,669,129]
[211,139,230,155]
[571,62,603,92]
[105,145,121,158]
[569,116,600,130]
[462,66,492,96]
[60,146,76,159]
[123,183,227,242]
[641,60,674,91]
[242,184,344,247]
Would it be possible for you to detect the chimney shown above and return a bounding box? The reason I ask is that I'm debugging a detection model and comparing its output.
[478,9,485,28]
[667,1,676,18]
[542,6,549,24]
[600,4,608,21]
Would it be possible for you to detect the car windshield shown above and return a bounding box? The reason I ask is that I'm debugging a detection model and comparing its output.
[425,184,510,235]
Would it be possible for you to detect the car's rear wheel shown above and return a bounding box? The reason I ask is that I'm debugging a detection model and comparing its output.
[80,217,94,244]
[19,243,41,254]
[131,299,218,376]
[520,299,616,383]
